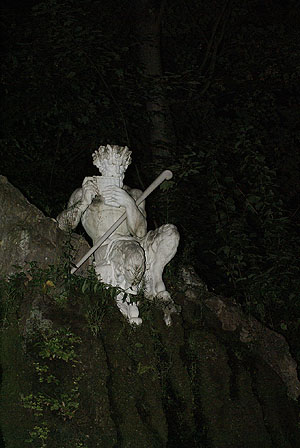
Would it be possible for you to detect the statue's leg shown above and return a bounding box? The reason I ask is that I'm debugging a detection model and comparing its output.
[121,241,145,292]
[94,239,145,325]
[142,224,180,298]
[116,293,142,325]
[94,240,145,290]
[141,224,180,325]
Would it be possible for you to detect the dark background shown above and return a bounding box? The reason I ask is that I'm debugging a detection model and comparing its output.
[1,0,300,340]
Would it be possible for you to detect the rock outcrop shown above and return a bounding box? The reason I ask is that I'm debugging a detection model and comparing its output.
[1,177,299,448]
[0,175,90,277]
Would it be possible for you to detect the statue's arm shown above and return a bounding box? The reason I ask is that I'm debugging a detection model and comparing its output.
[101,185,147,238]
[56,188,86,231]
[125,188,147,239]
[57,176,99,231]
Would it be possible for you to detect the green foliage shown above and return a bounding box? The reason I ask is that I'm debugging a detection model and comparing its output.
[13,283,83,445]
[26,423,50,448]
[79,271,120,336]
[206,125,300,310]
[0,275,23,331]
[152,123,300,332]
[0,260,120,447]
[34,328,81,363]
[2,256,119,337]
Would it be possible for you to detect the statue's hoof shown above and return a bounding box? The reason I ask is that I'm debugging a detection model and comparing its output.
[128,302,139,318]
[156,290,181,326]
[129,317,142,325]
[157,290,172,301]
[163,303,179,326]
[164,313,172,326]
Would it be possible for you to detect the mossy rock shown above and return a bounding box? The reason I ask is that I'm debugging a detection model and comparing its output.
[1,266,300,448]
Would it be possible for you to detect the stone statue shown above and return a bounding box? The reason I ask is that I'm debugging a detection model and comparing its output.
[57,144,179,325]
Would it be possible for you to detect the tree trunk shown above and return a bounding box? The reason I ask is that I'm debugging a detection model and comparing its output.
[135,0,176,160]
[1,177,299,448]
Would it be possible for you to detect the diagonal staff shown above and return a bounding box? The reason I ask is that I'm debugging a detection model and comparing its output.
[71,170,173,274]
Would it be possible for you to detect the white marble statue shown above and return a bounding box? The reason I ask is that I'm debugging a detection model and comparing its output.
[57,144,179,325]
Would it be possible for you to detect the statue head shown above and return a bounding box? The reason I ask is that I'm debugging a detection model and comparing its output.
[92,145,132,184]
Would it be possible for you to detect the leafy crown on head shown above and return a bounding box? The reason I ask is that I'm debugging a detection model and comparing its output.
[92,144,132,175]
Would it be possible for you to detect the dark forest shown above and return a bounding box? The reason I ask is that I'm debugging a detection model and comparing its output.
[1,0,300,447]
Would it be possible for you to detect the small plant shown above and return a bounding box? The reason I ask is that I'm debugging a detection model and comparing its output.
[36,328,81,362]
[0,268,27,329]
[1,258,112,447]
[26,423,50,448]
[21,326,82,446]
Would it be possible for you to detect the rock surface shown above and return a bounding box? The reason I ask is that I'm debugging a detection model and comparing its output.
[180,266,300,401]
[1,177,299,448]
[0,175,90,277]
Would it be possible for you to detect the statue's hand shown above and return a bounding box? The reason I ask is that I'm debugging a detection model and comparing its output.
[102,186,134,208]
[82,177,98,205]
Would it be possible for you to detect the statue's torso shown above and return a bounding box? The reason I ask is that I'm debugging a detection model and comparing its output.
[81,196,129,243]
